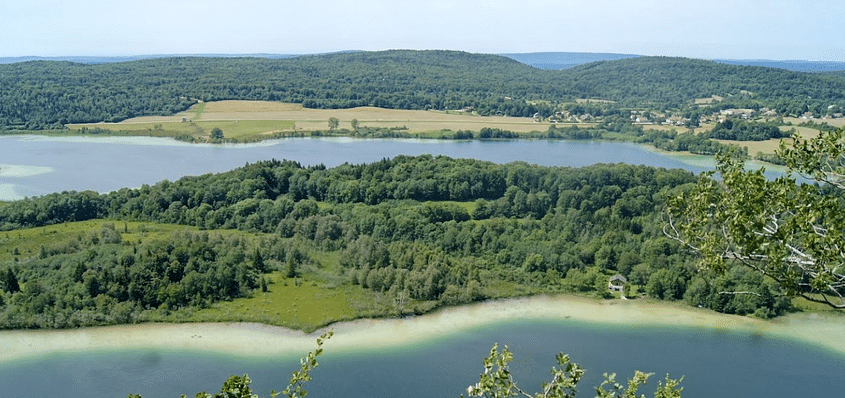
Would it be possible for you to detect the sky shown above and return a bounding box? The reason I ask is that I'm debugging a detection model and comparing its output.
[3,0,845,61]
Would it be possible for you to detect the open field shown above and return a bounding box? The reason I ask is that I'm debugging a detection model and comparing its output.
[68,100,560,141]
[67,118,295,142]
[645,125,712,134]
[715,138,783,155]
[714,125,825,156]
[183,271,382,332]
[783,117,845,128]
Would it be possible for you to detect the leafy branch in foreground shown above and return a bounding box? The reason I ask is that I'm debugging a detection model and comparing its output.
[463,344,682,398]
[127,334,682,398]
[665,128,845,309]
[278,331,333,398]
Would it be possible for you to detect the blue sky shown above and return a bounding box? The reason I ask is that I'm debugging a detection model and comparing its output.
[3,0,844,60]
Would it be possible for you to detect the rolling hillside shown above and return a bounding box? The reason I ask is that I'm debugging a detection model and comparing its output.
[2,50,844,129]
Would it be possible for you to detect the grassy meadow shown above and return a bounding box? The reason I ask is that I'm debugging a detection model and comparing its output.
[67,100,560,141]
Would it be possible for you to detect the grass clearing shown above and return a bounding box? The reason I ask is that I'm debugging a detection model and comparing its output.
[67,119,295,142]
[187,272,366,332]
[0,220,258,262]
[69,100,554,139]
[715,139,783,155]
[714,125,827,156]
[783,117,845,128]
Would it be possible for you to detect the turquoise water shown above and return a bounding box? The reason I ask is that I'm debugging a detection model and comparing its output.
[1,320,843,398]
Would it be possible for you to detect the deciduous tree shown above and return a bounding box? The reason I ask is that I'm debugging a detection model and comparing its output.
[210,127,224,140]
[666,128,845,308]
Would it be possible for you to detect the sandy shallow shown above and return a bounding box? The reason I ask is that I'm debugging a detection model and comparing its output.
[0,184,23,201]
[2,295,843,363]
[0,163,53,178]
[0,164,54,200]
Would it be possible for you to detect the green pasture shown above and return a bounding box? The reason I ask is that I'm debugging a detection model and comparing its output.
[67,119,295,142]
[183,272,366,331]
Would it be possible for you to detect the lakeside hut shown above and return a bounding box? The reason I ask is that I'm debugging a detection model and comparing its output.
[608,274,627,293]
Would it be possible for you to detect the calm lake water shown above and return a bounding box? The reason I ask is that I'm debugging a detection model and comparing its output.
[1,319,844,398]
[0,135,819,397]
[0,135,713,200]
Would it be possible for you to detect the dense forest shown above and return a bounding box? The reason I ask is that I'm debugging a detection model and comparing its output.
[0,156,793,329]
[2,50,845,129]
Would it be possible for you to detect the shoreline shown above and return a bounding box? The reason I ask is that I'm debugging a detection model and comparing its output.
[2,295,843,363]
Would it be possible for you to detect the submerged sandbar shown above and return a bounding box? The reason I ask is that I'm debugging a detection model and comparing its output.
[1,295,843,363]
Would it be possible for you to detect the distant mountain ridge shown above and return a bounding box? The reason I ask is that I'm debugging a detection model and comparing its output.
[500,52,641,69]
[500,52,845,72]
[3,51,845,72]
[713,59,845,73]
[0,54,303,64]
[2,49,845,129]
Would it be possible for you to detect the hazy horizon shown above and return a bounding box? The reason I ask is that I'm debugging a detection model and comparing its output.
[4,51,845,63]
[3,1,844,62]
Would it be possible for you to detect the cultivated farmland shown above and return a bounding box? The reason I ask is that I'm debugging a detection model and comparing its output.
[68,100,562,141]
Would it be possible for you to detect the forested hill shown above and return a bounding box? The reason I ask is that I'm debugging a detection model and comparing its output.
[501,52,641,69]
[561,56,845,110]
[2,50,845,129]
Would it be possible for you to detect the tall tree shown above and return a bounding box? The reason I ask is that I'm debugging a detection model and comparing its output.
[666,128,845,308]
[328,117,339,131]
[210,127,224,140]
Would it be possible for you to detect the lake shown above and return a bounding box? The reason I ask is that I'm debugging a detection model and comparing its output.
[0,135,717,200]
[0,135,818,398]
[1,318,844,398]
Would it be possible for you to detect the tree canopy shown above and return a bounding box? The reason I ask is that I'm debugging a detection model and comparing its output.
[666,128,845,309]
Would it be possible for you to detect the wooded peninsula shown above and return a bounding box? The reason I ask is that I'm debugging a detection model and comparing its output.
[0,156,793,330]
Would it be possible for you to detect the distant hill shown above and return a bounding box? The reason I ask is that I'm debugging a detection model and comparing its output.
[6,52,844,72]
[560,56,845,109]
[501,52,845,73]
[714,59,845,73]
[501,52,641,69]
[0,54,303,64]
[2,50,844,129]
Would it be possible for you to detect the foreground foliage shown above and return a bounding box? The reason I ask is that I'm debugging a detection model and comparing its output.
[667,128,845,309]
[126,333,683,398]
[464,344,682,398]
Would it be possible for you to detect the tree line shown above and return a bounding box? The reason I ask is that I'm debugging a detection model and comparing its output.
[704,119,791,141]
